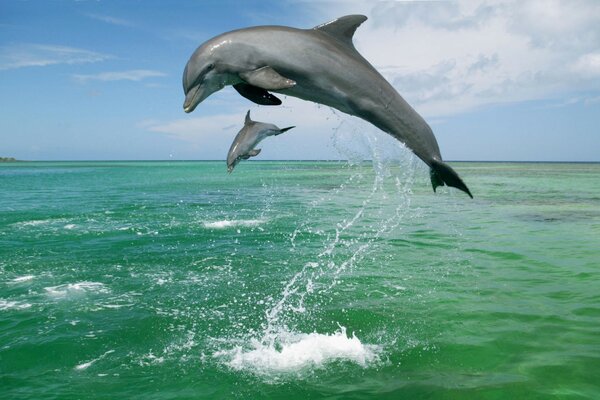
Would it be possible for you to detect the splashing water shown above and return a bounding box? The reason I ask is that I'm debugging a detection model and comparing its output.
[214,326,381,379]
[215,119,424,377]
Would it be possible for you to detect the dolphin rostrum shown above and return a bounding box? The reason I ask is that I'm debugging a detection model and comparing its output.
[227,110,294,172]
[183,15,472,198]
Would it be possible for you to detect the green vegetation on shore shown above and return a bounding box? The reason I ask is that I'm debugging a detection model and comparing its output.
[0,157,18,162]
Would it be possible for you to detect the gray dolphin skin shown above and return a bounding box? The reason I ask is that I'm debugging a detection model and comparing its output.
[227,110,294,172]
[183,15,472,198]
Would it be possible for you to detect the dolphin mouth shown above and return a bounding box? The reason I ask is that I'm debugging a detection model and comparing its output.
[183,85,203,113]
[227,156,239,172]
[227,161,236,173]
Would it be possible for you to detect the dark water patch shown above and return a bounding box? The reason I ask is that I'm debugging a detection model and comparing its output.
[515,210,600,224]
[464,247,526,261]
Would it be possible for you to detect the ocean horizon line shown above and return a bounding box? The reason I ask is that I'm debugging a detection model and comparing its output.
[2,159,600,164]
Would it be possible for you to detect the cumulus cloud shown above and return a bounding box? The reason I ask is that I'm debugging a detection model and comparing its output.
[310,0,600,116]
[0,44,111,70]
[73,69,167,83]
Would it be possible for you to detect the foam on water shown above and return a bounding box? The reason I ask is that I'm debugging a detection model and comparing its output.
[45,281,110,298]
[10,217,74,230]
[203,219,265,229]
[0,299,32,310]
[11,275,35,283]
[74,350,115,371]
[12,219,52,227]
[215,327,380,376]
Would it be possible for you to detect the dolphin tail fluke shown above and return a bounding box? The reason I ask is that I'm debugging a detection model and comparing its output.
[429,159,473,198]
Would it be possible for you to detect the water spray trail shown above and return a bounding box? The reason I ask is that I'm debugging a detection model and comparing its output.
[264,162,382,341]
[261,127,418,343]
[318,168,380,257]
[291,168,365,249]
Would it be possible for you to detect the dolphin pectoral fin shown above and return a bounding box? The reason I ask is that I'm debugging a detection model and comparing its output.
[248,149,261,157]
[275,126,295,135]
[240,149,261,160]
[239,67,296,90]
[233,83,282,106]
[313,15,367,48]
[430,160,473,199]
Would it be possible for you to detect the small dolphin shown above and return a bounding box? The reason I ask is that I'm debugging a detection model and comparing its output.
[227,111,294,172]
[183,15,472,197]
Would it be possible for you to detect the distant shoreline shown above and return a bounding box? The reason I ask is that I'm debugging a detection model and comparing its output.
[0,157,19,163]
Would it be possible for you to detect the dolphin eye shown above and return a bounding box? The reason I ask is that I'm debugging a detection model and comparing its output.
[200,64,214,80]
[191,64,216,88]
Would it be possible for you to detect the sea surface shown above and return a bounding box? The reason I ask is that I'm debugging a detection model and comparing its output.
[1,156,599,398]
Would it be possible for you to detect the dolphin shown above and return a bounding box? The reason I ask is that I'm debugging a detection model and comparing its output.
[183,15,472,198]
[227,110,294,172]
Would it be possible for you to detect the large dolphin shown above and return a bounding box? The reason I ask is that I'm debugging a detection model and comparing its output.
[182,15,472,198]
[227,110,294,172]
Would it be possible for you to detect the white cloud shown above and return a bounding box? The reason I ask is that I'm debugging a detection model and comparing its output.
[584,95,600,105]
[541,93,600,109]
[84,13,135,27]
[141,96,367,159]
[572,52,600,77]
[308,0,600,116]
[73,69,167,83]
[0,44,111,70]
[143,113,242,142]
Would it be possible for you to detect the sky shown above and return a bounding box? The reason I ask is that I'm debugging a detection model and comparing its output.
[1,0,599,161]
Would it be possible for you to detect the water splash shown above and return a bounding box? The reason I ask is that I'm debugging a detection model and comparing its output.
[216,120,422,377]
[214,326,380,378]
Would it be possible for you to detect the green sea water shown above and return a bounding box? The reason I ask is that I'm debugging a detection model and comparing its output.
[1,158,599,399]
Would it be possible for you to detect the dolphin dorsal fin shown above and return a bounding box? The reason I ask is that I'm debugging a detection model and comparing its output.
[245,110,252,125]
[313,15,367,47]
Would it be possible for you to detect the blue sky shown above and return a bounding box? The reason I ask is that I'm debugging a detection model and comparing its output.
[1,0,599,161]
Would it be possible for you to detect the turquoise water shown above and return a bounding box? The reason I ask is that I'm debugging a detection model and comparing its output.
[1,158,599,399]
